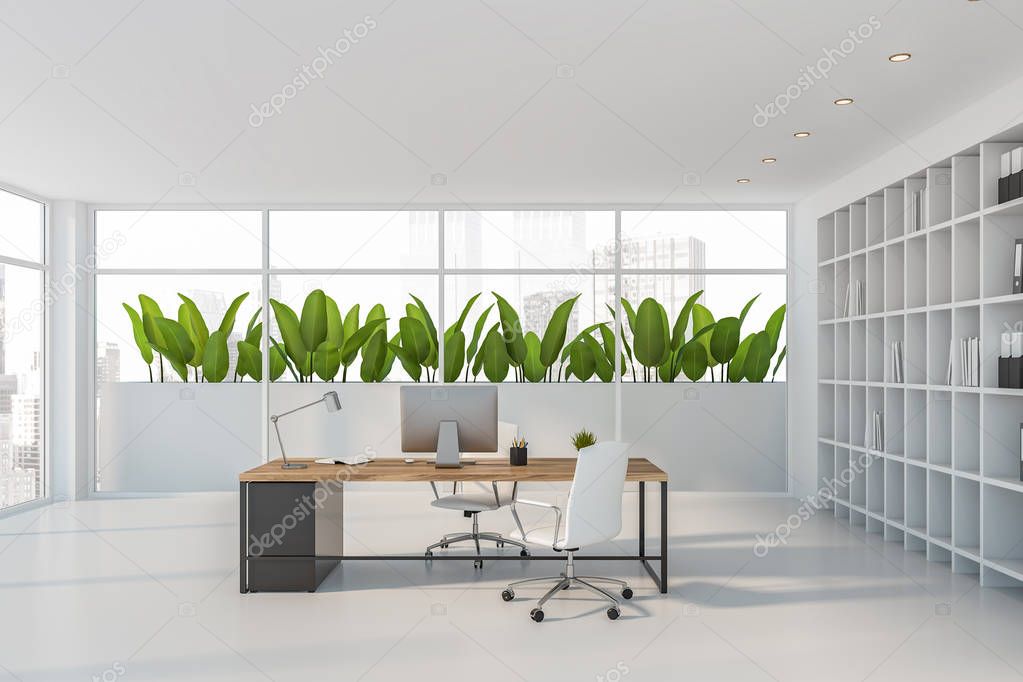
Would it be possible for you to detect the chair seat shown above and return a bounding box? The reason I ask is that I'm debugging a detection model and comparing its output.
[509,526,566,551]
[430,493,501,512]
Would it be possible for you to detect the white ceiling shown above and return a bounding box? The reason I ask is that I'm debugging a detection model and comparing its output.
[2,0,1023,205]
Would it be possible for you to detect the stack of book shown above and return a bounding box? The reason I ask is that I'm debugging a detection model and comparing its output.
[843,280,864,317]
[907,187,927,232]
[887,340,904,383]
[999,148,1023,204]
[869,411,884,451]
[955,336,980,387]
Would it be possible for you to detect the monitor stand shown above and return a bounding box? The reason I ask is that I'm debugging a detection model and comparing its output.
[435,420,463,468]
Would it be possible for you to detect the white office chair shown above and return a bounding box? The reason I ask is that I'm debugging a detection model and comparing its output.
[501,441,633,622]
[424,421,529,567]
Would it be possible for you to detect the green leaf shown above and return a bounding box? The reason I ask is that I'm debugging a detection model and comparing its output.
[481,326,510,382]
[122,303,154,365]
[325,295,343,347]
[202,330,230,382]
[153,318,194,381]
[245,308,261,339]
[245,322,262,347]
[139,294,167,349]
[376,333,399,381]
[492,292,527,365]
[539,295,579,368]
[728,334,756,382]
[237,341,262,382]
[360,330,388,382]
[269,340,287,381]
[300,289,329,352]
[522,332,546,382]
[583,334,613,382]
[634,298,669,368]
[270,338,297,382]
[743,331,773,382]
[569,338,596,382]
[399,316,431,365]
[658,348,679,383]
[671,290,703,350]
[443,330,466,382]
[691,303,717,368]
[408,294,438,359]
[765,304,786,355]
[772,345,787,381]
[448,293,481,336]
[343,304,360,343]
[738,294,760,327]
[390,342,422,381]
[680,342,708,382]
[270,299,309,375]
[466,304,493,367]
[177,294,210,366]
[620,298,638,334]
[341,318,387,365]
[709,316,741,365]
[219,293,249,336]
[313,341,341,381]
[598,323,616,366]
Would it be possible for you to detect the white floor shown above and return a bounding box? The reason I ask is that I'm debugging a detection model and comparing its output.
[1,492,1022,682]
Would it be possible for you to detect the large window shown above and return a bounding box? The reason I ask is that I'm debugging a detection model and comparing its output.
[0,188,45,511]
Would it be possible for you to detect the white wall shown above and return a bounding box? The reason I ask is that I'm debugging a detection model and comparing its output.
[788,73,1023,498]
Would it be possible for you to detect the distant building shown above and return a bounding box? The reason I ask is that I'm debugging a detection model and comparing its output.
[12,394,40,497]
[0,467,34,509]
[0,374,17,414]
[594,234,707,315]
[96,342,120,396]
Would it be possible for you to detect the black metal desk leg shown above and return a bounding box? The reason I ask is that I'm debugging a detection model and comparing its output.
[638,481,646,558]
[239,482,248,593]
[660,480,668,594]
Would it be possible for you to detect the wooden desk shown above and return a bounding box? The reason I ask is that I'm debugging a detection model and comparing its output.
[239,457,668,594]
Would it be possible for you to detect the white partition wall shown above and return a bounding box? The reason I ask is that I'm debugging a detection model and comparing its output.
[817,132,1023,588]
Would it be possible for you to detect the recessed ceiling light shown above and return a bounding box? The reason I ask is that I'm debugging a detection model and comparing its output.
[794,131,811,138]
[834,98,854,106]
[762,157,777,164]
[889,53,912,62]
[736,178,751,184]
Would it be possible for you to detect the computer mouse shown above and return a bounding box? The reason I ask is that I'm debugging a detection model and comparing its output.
[404,457,415,463]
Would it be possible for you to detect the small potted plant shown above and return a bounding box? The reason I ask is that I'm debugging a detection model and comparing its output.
[570,429,596,453]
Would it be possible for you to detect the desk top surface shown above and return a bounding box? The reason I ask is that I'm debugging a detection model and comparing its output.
[239,457,668,483]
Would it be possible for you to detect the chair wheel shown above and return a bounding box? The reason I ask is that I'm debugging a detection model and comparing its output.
[530,608,544,622]
[561,583,570,590]
[520,549,529,557]
[607,607,620,620]
[501,589,514,602]
[473,559,483,569]
[621,587,633,600]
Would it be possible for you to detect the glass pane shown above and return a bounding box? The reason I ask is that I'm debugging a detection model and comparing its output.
[269,211,438,269]
[0,189,43,263]
[95,275,263,492]
[95,211,262,269]
[620,273,786,381]
[446,274,615,382]
[271,274,438,382]
[445,211,615,270]
[620,210,787,270]
[0,266,44,509]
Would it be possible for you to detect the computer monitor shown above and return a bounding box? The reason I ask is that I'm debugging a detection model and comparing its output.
[400,386,498,468]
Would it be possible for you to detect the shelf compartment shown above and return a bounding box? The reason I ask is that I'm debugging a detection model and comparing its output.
[927,309,951,385]
[905,312,927,385]
[927,166,953,227]
[851,385,868,448]
[818,384,835,439]
[850,319,866,382]
[952,392,980,474]
[863,386,881,450]
[885,460,905,521]
[953,476,980,556]
[884,315,904,383]
[928,470,952,544]
[867,317,884,383]
[866,195,885,247]
[835,385,850,444]
[928,542,952,564]
[953,218,980,301]
[867,249,885,314]
[885,388,904,455]
[981,213,1023,299]
[850,451,866,507]
[905,389,927,461]
[818,324,835,380]
[982,484,1023,567]
[851,253,867,314]
[818,443,835,507]
[953,554,980,576]
[904,177,927,236]
[835,447,851,502]
[928,227,952,305]
[835,321,850,380]
[884,187,905,240]
[928,391,952,467]
[981,141,1022,211]
[905,233,927,308]
[835,210,850,258]
[850,203,867,252]
[906,463,927,532]
[885,242,905,311]
[866,454,884,515]
[952,155,981,218]
[818,263,836,319]
[981,299,1021,388]
[981,394,1023,479]
[952,305,980,387]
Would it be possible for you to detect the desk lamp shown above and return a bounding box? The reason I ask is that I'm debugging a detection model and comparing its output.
[270,391,341,469]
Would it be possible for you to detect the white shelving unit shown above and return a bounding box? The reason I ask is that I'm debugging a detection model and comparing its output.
[817,134,1023,588]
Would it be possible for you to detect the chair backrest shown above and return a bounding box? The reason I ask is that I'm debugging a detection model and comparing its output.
[562,441,630,549]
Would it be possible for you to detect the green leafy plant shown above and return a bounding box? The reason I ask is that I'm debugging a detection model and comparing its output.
[570,428,597,451]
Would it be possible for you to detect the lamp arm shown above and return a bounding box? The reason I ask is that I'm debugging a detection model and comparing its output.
[271,396,327,421]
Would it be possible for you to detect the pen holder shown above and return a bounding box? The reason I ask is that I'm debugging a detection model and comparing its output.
[510,446,528,466]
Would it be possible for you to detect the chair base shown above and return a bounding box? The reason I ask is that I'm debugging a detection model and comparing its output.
[424,512,530,564]
[501,552,632,621]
